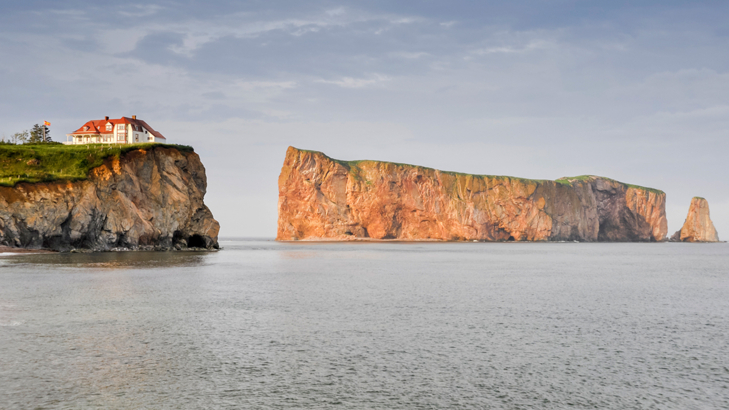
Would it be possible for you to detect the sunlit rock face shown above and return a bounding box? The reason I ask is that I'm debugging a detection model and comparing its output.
[277,147,667,242]
[671,197,720,242]
[0,147,219,251]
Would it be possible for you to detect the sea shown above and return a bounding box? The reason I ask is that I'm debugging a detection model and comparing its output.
[0,239,727,409]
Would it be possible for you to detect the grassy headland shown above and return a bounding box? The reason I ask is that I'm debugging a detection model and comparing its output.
[0,143,193,187]
[556,175,663,194]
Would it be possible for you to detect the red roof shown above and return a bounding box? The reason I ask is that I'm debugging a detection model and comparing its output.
[69,117,166,140]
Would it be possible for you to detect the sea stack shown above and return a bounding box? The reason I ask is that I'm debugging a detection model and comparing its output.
[671,197,720,242]
[277,147,668,242]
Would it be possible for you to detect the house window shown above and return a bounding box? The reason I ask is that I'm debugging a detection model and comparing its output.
[117,124,126,141]
[106,123,112,131]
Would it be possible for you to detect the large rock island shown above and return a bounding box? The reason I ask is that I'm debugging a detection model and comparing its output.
[0,145,219,251]
[277,147,667,242]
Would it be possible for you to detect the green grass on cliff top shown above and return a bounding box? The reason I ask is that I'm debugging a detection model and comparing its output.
[0,143,193,187]
[555,175,664,194]
[297,147,551,184]
[295,147,664,194]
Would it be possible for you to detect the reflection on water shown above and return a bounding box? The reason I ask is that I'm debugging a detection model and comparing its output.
[0,250,212,270]
[0,240,728,409]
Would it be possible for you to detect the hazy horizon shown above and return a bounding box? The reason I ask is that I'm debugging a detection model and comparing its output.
[1,1,727,238]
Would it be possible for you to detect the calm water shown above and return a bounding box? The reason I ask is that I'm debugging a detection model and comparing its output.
[0,240,728,409]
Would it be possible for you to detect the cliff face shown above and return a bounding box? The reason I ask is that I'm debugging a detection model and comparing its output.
[277,147,668,242]
[0,147,219,251]
[671,197,719,242]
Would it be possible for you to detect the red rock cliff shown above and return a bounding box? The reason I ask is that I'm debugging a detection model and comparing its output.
[0,146,219,251]
[671,197,720,242]
[277,147,668,242]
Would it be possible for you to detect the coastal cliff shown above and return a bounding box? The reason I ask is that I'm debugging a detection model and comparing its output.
[671,197,719,242]
[0,146,219,251]
[277,147,668,242]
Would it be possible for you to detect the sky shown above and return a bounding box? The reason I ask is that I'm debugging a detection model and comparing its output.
[1,0,727,238]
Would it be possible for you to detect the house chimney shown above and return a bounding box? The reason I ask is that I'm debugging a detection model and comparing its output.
[105,116,109,120]
[132,115,136,120]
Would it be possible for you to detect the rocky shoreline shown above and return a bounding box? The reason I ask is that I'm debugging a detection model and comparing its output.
[0,146,219,252]
[0,245,55,254]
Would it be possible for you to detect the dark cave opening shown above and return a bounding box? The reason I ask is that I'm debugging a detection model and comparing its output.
[188,234,207,248]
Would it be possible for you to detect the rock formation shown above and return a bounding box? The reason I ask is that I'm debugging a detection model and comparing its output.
[670,197,720,242]
[277,147,668,242]
[0,146,219,251]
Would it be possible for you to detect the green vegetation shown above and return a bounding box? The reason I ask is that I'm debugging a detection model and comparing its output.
[8,130,29,144]
[0,143,193,187]
[295,147,548,185]
[29,124,51,143]
[294,148,666,193]
[693,196,706,200]
[296,148,664,195]
[556,175,664,194]
[555,175,597,186]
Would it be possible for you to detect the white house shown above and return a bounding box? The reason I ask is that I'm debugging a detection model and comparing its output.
[65,116,166,145]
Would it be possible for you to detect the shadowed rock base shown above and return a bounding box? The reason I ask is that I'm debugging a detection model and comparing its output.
[277,147,667,242]
[0,147,219,251]
[670,197,720,242]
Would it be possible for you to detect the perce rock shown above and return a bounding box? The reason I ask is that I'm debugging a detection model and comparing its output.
[277,147,668,242]
[0,146,219,251]
[671,197,720,242]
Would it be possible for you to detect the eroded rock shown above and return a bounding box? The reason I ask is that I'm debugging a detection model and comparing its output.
[276,147,668,242]
[0,146,219,251]
[671,197,719,242]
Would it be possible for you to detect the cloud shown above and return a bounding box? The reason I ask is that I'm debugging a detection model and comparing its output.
[388,51,430,59]
[234,81,297,90]
[471,39,553,55]
[390,17,418,25]
[45,8,89,19]
[316,74,391,88]
[325,7,346,17]
[127,9,425,57]
[117,4,163,17]
[98,29,151,53]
